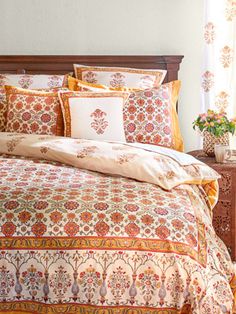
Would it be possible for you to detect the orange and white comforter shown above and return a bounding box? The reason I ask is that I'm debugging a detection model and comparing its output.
[0,132,235,314]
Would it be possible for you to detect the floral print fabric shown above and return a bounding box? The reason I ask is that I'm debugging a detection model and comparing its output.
[0,133,235,313]
[0,87,7,131]
[0,132,220,193]
[59,91,128,142]
[124,81,183,151]
[202,0,236,145]
[67,78,184,151]
[74,64,167,89]
[0,73,68,89]
[5,86,64,136]
[0,74,68,132]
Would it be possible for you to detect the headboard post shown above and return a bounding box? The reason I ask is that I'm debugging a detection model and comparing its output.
[162,56,183,83]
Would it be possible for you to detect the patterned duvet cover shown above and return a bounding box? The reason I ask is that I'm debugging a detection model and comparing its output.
[0,132,235,314]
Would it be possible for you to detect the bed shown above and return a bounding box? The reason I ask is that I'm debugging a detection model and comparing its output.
[0,55,235,314]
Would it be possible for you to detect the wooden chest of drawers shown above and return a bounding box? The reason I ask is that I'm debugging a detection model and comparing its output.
[189,150,236,261]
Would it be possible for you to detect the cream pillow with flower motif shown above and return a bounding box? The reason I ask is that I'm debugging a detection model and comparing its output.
[74,64,166,90]
[0,74,68,89]
[58,91,129,142]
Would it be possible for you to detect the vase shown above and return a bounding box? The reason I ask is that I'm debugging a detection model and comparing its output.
[203,131,230,157]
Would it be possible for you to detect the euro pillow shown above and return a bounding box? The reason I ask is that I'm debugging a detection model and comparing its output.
[0,73,68,89]
[58,91,129,142]
[5,86,64,136]
[68,76,140,92]
[73,64,166,90]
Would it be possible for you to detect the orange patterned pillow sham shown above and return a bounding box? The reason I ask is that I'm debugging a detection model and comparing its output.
[5,86,64,136]
[123,80,184,152]
[0,74,69,132]
[73,64,167,89]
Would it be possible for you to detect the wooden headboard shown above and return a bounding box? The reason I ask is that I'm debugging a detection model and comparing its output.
[0,55,184,84]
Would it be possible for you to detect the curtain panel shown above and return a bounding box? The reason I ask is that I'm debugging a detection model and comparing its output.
[202,0,236,143]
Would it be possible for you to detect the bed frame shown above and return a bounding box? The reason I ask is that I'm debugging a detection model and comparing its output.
[0,55,184,112]
[0,55,184,82]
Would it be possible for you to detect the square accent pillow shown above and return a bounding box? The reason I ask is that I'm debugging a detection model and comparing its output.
[58,91,129,142]
[0,74,69,132]
[74,64,167,89]
[5,86,64,136]
[123,81,183,151]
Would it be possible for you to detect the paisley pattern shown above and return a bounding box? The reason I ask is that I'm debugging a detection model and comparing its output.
[0,134,235,313]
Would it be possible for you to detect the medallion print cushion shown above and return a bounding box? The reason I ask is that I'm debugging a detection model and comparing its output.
[74,64,167,89]
[5,86,64,136]
[123,80,183,151]
[0,74,69,132]
[59,91,129,141]
[0,132,235,313]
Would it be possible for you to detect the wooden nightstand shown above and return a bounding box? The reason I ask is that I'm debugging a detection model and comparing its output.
[189,150,236,262]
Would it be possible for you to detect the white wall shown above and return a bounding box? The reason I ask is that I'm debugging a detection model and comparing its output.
[0,0,204,151]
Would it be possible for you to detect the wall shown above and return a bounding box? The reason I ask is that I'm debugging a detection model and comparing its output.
[0,0,204,152]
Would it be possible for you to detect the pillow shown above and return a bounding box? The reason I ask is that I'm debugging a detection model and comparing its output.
[0,73,69,89]
[73,64,167,89]
[58,91,129,142]
[0,74,69,132]
[68,76,140,92]
[67,78,183,151]
[124,81,183,151]
[5,86,64,136]
[0,87,7,132]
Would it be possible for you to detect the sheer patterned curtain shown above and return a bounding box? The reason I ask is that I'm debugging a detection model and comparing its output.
[202,0,236,145]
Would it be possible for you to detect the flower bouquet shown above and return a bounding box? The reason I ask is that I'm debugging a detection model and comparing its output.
[193,109,236,156]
